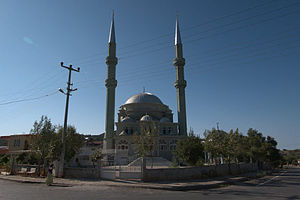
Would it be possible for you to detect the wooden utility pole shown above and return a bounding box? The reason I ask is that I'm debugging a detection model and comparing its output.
[58,62,80,178]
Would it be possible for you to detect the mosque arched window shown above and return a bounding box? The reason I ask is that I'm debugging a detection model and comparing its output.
[162,128,167,135]
[168,127,172,134]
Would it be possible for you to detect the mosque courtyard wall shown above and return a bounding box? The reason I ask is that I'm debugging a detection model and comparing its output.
[142,163,260,182]
[62,161,266,181]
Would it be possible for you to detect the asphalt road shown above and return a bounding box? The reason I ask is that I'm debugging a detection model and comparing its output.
[0,167,299,200]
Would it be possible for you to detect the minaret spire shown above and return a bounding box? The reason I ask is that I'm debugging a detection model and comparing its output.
[104,12,118,151]
[173,15,187,136]
[175,15,182,45]
[108,11,116,43]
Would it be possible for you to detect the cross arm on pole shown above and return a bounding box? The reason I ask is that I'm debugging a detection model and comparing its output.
[60,62,80,72]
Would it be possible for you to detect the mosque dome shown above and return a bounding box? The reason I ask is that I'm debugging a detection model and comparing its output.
[119,130,126,136]
[140,114,152,121]
[125,92,163,105]
[121,116,135,123]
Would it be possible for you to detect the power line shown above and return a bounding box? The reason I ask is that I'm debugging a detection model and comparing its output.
[110,41,300,85]
[2,2,296,102]
[0,91,58,106]
[77,44,299,90]
[0,71,65,104]
[66,0,277,65]
[76,44,300,89]
[77,23,300,82]
[117,1,294,59]
[117,0,276,50]
[77,26,300,85]
[117,6,300,61]
[185,8,300,45]
[184,1,299,40]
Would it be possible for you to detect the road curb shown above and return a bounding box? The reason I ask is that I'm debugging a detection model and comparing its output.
[0,175,43,184]
[0,174,254,191]
[94,177,250,191]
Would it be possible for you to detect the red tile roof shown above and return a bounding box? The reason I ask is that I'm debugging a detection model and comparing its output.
[0,147,8,155]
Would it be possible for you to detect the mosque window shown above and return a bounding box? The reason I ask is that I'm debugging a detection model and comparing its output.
[162,128,166,135]
[159,140,167,151]
[125,128,128,134]
[169,139,177,151]
[168,127,172,134]
[117,140,129,150]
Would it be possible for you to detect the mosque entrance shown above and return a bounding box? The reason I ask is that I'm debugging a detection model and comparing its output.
[100,164,142,181]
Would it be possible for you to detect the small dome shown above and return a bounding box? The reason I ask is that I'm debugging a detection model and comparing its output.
[119,131,126,136]
[125,92,163,104]
[121,116,135,123]
[140,114,152,121]
[160,117,170,123]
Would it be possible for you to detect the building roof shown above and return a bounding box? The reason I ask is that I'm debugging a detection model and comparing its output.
[121,116,136,123]
[125,92,163,105]
[160,117,171,122]
[7,134,31,137]
[0,136,10,139]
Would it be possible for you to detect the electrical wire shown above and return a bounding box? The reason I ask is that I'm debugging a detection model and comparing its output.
[67,0,278,65]
[0,91,59,106]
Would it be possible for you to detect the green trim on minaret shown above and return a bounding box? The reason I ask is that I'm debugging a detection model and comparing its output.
[104,12,118,150]
[173,16,187,136]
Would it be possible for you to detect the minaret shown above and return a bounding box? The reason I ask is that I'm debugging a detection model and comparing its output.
[173,16,187,136]
[104,13,118,151]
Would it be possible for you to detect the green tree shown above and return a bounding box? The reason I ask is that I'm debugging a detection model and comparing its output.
[174,133,204,166]
[30,115,56,166]
[263,136,281,167]
[246,128,266,163]
[236,134,251,163]
[26,152,40,165]
[133,122,159,158]
[31,116,84,167]
[55,126,84,163]
[204,128,228,164]
[0,155,10,166]
[16,152,27,164]
[226,128,246,164]
[91,148,103,167]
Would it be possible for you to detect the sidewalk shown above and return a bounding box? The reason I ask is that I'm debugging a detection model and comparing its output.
[0,172,266,191]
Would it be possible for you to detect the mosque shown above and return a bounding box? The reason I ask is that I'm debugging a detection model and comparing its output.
[103,14,188,165]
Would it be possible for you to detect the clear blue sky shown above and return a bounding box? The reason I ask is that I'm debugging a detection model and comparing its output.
[0,0,299,150]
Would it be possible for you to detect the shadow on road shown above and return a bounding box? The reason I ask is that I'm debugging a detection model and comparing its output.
[48,183,72,187]
[187,167,300,199]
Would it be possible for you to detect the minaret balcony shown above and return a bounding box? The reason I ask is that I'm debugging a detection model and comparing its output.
[173,57,185,66]
[174,80,187,88]
[105,79,117,87]
[106,56,118,65]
